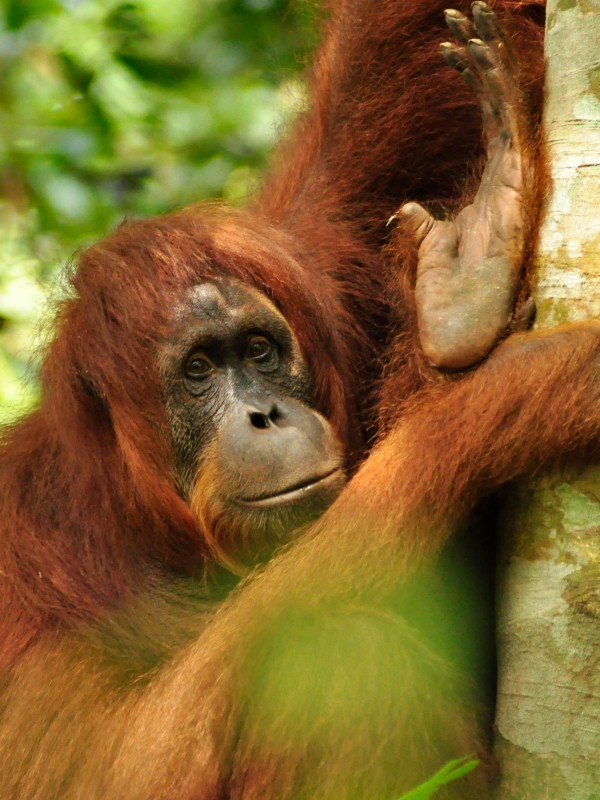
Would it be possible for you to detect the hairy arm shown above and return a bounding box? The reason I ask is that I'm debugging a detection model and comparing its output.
[255,0,543,242]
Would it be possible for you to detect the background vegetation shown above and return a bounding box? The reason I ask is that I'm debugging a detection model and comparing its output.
[0,0,312,417]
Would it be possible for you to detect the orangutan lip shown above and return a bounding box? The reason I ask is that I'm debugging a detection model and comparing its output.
[238,468,344,508]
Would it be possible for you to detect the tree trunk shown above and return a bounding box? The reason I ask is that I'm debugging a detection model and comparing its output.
[494,2,600,797]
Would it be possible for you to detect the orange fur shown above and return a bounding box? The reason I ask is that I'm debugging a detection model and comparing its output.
[3,2,594,799]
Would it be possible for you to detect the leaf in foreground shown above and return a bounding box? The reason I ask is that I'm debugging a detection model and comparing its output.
[396,756,480,800]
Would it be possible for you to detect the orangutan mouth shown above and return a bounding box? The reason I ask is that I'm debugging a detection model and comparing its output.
[238,468,344,508]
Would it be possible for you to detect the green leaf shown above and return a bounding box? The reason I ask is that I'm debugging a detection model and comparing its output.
[396,757,480,800]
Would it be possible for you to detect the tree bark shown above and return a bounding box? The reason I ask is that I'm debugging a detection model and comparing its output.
[495,2,600,797]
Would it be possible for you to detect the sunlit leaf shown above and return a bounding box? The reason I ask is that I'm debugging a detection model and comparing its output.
[397,757,480,800]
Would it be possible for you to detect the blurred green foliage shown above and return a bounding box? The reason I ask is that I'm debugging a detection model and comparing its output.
[0,0,312,418]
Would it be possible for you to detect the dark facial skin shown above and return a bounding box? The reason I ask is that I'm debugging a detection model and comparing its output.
[159,279,345,555]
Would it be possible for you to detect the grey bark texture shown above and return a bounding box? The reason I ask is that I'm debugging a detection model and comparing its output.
[495,2,600,797]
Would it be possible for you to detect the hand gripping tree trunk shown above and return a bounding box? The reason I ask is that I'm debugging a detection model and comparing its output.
[495,3,600,797]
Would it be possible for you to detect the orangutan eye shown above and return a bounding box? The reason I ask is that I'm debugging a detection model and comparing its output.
[245,336,278,370]
[184,353,213,380]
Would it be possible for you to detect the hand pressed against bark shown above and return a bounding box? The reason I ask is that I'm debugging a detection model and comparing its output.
[400,1,533,370]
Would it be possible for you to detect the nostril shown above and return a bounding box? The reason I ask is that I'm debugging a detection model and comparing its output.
[249,411,270,430]
[268,404,281,423]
